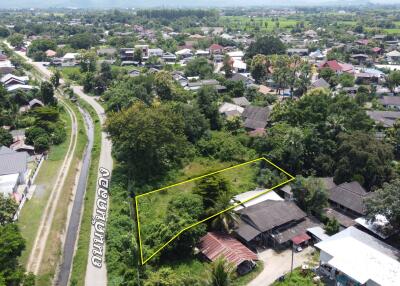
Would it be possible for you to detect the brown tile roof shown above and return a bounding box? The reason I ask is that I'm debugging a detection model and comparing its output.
[198,232,258,267]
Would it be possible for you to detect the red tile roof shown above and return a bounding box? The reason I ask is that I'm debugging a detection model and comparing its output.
[209,44,224,51]
[291,233,311,245]
[199,232,258,267]
[319,60,342,72]
[372,47,382,53]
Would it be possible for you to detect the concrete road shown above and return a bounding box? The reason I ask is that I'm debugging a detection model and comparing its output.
[73,86,113,286]
[248,247,315,286]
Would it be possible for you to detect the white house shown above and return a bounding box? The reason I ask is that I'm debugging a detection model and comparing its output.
[62,53,79,67]
[315,226,400,286]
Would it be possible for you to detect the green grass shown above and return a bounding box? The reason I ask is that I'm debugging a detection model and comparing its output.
[272,268,323,286]
[18,106,73,266]
[137,158,259,232]
[168,257,263,286]
[58,66,82,83]
[219,16,307,32]
[35,99,87,286]
[69,98,102,286]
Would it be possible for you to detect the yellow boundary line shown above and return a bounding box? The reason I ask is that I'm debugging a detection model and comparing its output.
[135,157,295,265]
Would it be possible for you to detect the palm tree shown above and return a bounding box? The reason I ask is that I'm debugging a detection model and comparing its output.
[208,258,234,286]
[210,191,239,234]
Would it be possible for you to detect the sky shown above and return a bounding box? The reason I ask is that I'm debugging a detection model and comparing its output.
[1,0,400,9]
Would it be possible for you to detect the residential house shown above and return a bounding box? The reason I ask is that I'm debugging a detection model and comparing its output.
[232,97,250,107]
[242,106,270,131]
[315,226,400,286]
[234,200,319,250]
[386,50,400,64]
[230,73,254,86]
[219,102,244,118]
[187,79,226,92]
[287,48,308,56]
[97,48,117,58]
[62,53,79,67]
[45,49,57,58]
[7,84,35,94]
[0,146,29,187]
[134,45,149,58]
[379,96,400,109]
[198,232,258,275]
[209,44,224,55]
[318,60,354,74]
[0,55,15,75]
[311,78,330,89]
[231,189,283,211]
[175,48,193,59]
[120,48,135,62]
[1,74,29,87]
[351,54,369,65]
[366,110,400,128]
[148,48,163,57]
[162,52,177,63]
[328,181,372,218]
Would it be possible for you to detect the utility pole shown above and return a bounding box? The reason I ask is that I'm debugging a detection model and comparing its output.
[291,242,295,275]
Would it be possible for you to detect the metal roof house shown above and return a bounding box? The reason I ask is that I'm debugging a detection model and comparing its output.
[198,232,258,275]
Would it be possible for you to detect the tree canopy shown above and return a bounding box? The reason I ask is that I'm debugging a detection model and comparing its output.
[105,102,192,182]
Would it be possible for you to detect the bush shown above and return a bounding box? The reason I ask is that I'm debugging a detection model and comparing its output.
[33,135,50,152]
[26,126,47,145]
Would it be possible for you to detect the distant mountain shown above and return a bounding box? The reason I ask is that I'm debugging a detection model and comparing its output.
[1,0,399,9]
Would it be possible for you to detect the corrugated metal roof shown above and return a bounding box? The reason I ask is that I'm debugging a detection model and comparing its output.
[0,149,28,176]
[198,232,258,267]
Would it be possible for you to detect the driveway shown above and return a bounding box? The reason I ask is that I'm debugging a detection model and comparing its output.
[248,247,315,286]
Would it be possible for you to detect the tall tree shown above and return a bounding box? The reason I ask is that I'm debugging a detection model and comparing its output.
[334,131,394,190]
[365,179,400,231]
[0,224,26,285]
[39,81,56,105]
[105,102,191,181]
[246,35,286,58]
[222,55,233,79]
[291,176,328,218]
[0,194,18,225]
[0,129,12,147]
[250,54,268,84]
[196,86,222,130]
[194,174,230,212]
[133,48,143,64]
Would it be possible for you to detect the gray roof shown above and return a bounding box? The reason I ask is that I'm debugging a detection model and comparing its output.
[329,181,371,215]
[235,200,307,242]
[188,79,219,87]
[0,146,14,155]
[311,78,330,89]
[232,97,250,107]
[242,106,270,130]
[379,96,400,106]
[231,73,253,83]
[272,217,319,244]
[366,110,400,128]
[97,48,117,55]
[29,98,44,107]
[0,146,28,176]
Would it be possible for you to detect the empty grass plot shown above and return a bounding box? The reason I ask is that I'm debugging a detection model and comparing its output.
[135,157,294,264]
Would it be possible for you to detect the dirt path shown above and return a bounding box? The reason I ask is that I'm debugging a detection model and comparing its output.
[2,43,82,276]
[26,98,79,274]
